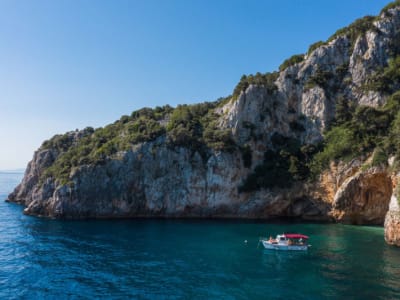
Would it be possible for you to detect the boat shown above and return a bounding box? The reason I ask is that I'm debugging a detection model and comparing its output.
[260,233,310,251]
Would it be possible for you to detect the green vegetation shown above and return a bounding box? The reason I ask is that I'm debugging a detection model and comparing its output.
[380,1,400,15]
[327,15,377,47]
[332,96,354,125]
[305,68,334,90]
[310,91,400,175]
[310,126,357,174]
[371,147,388,167]
[202,120,236,152]
[232,72,278,99]
[166,102,236,152]
[239,134,319,192]
[305,14,380,57]
[307,41,325,55]
[41,129,94,152]
[38,2,400,190]
[335,63,349,78]
[279,54,304,72]
[41,100,237,185]
[363,56,400,94]
[395,176,400,206]
[166,103,212,148]
[41,105,173,184]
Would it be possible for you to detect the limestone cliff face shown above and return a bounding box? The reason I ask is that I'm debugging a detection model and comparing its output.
[218,6,400,146]
[331,165,392,225]
[9,136,330,219]
[7,5,400,229]
[384,175,400,246]
[303,159,392,225]
[8,130,88,207]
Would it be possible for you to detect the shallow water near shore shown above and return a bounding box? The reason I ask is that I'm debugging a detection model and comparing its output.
[1,172,400,299]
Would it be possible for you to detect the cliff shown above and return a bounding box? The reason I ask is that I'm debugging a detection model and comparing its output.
[7,3,400,244]
[385,174,400,245]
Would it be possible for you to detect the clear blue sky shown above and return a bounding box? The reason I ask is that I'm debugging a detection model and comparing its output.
[0,0,391,169]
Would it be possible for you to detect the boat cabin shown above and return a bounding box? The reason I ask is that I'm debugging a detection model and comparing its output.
[275,233,308,245]
[262,233,310,251]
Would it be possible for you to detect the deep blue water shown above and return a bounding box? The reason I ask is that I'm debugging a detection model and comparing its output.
[1,172,400,299]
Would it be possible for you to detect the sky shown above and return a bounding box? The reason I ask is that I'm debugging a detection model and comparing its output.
[0,0,391,170]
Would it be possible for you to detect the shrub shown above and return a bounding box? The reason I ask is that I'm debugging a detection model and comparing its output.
[239,136,315,192]
[41,105,174,184]
[307,41,325,55]
[335,63,349,78]
[305,68,334,90]
[310,126,356,175]
[203,125,235,152]
[333,95,355,125]
[380,1,400,15]
[41,134,74,152]
[167,103,210,147]
[363,56,400,94]
[327,15,377,48]
[126,118,165,145]
[310,92,400,176]
[279,54,304,72]
[371,147,388,167]
[165,102,237,152]
[232,72,278,99]
[239,150,293,191]
[385,107,400,155]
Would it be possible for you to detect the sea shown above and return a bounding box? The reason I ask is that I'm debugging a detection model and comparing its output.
[0,171,400,299]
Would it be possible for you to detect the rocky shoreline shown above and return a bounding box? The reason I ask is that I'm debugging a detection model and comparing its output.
[7,4,400,246]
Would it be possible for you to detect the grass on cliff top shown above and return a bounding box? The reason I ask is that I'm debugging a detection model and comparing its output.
[279,54,305,72]
[232,72,278,100]
[306,14,379,56]
[165,101,236,152]
[381,1,400,15]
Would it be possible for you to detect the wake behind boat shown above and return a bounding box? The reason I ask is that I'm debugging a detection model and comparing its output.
[260,233,310,251]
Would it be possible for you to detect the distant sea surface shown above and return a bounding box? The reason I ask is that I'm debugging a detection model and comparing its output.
[1,171,400,299]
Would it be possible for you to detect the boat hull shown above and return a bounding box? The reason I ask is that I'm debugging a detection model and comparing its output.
[261,240,308,251]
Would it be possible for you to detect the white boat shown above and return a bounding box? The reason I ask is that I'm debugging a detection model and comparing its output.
[260,233,310,251]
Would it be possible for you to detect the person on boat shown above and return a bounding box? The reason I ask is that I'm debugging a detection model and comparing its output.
[268,236,277,244]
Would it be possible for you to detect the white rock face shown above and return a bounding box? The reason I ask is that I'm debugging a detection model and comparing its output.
[9,135,315,218]
[219,85,290,146]
[388,194,400,211]
[385,177,400,246]
[332,166,392,224]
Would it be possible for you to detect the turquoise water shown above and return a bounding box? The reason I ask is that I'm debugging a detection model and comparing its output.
[1,172,400,299]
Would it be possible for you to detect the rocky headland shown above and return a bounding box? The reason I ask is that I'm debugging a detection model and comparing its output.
[7,2,400,245]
